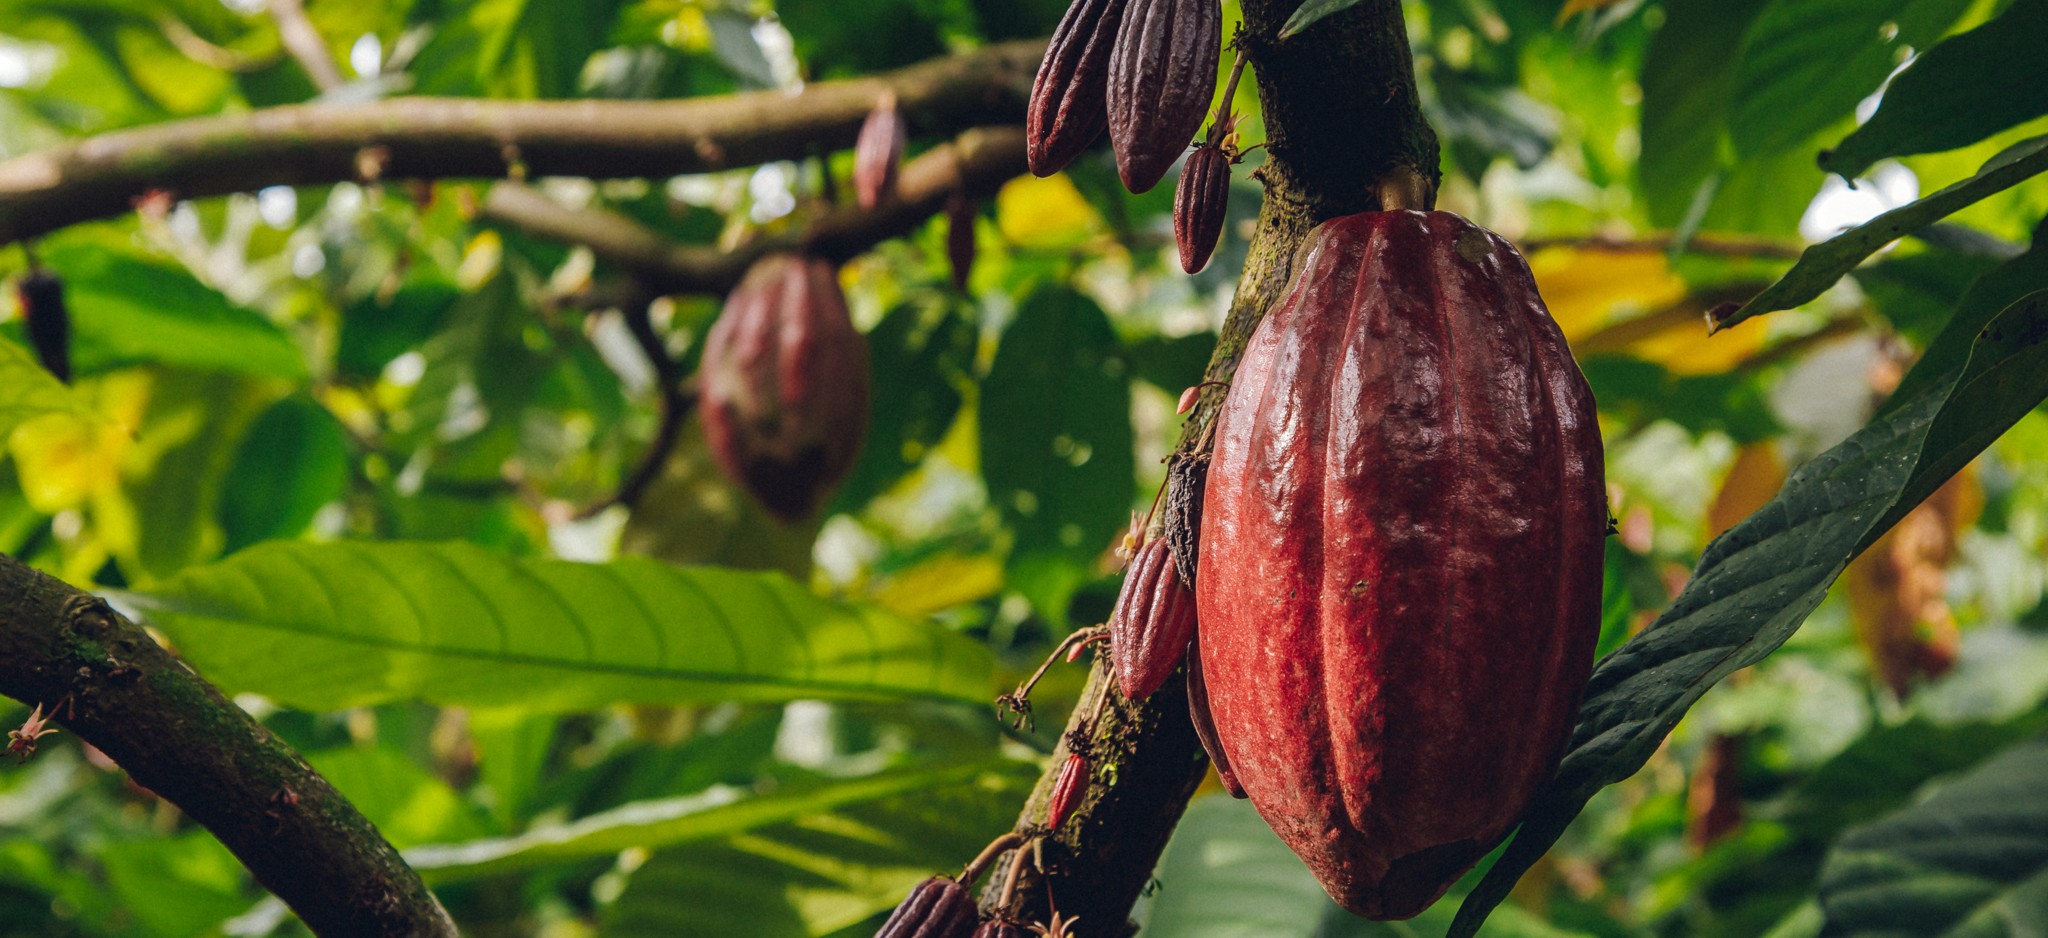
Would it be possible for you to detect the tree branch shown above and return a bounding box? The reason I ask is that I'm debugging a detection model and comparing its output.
[477,126,1028,295]
[0,553,453,937]
[0,40,1043,247]
[987,3,1439,935]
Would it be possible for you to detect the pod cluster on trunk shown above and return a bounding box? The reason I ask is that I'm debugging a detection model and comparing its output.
[1194,211,1606,920]
[874,876,977,938]
[1027,0,1222,194]
[700,253,870,522]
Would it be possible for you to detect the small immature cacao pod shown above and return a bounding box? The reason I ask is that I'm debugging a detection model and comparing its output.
[1196,210,1606,920]
[1184,636,1245,799]
[15,271,71,383]
[1109,538,1196,701]
[1047,751,1088,829]
[1107,0,1220,193]
[701,254,870,522]
[855,92,907,210]
[1173,143,1231,273]
[1161,455,1205,586]
[1028,0,1130,176]
[875,876,977,938]
[946,194,978,292]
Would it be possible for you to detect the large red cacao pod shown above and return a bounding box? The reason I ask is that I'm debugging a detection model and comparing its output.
[1195,210,1606,920]
[1173,143,1231,273]
[874,876,977,938]
[701,254,870,522]
[1109,538,1196,700]
[1027,0,1129,176]
[1107,0,1220,193]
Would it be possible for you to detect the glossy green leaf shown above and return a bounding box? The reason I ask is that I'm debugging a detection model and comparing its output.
[34,240,306,380]
[1714,135,2048,333]
[1450,287,2048,937]
[136,541,994,711]
[407,758,1023,883]
[1280,0,1367,38]
[1816,737,2048,937]
[114,373,278,582]
[0,337,94,440]
[830,299,975,511]
[308,747,496,848]
[98,833,250,938]
[217,394,351,552]
[1822,0,2048,179]
[599,761,1033,938]
[1729,0,1971,159]
[1885,217,2048,408]
[1637,0,1769,229]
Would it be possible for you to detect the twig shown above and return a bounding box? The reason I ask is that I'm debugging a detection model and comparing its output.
[0,40,1043,246]
[268,0,346,91]
[577,296,696,518]
[0,554,454,937]
[1519,232,1802,260]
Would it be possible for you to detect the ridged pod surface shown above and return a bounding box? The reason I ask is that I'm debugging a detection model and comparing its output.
[855,92,906,209]
[1107,0,1220,193]
[1109,538,1196,700]
[1173,144,1231,273]
[1027,0,1129,176]
[969,921,1026,938]
[874,877,977,938]
[701,254,870,522]
[1195,210,1606,920]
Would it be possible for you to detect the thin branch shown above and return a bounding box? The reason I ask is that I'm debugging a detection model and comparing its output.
[1518,232,1802,260]
[268,0,346,91]
[579,294,696,518]
[0,553,454,937]
[986,3,1441,934]
[0,40,1043,247]
[478,126,1028,295]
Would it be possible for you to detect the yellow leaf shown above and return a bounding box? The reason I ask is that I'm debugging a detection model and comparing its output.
[996,174,1101,249]
[1528,247,1688,344]
[872,554,1006,617]
[9,412,130,513]
[1706,443,1785,538]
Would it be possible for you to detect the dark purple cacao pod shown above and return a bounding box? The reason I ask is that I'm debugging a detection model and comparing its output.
[15,272,71,383]
[855,92,907,210]
[1162,454,1205,585]
[947,194,978,292]
[1184,634,1245,799]
[876,876,977,938]
[1107,0,1220,193]
[1195,210,1606,920]
[970,921,1027,938]
[1109,538,1196,700]
[701,254,870,522]
[1027,0,1130,176]
[1047,751,1088,829]
[1174,143,1231,273]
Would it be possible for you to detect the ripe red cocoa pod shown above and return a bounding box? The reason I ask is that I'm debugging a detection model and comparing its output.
[1109,538,1196,700]
[946,194,978,291]
[1107,0,1220,193]
[1027,0,1130,176]
[1047,751,1088,829]
[1195,210,1606,920]
[875,876,977,938]
[1173,143,1231,273]
[701,254,870,522]
[855,92,906,210]
[1184,636,1245,799]
[15,271,71,383]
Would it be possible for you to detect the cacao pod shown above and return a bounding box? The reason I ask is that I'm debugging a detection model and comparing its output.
[1184,635,1245,799]
[875,876,977,938]
[1195,210,1606,920]
[1107,0,1220,194]
[15,271,71,383]
[700,254,870,522]
[970,920,1027,938]
[1109,538,1196,700]
[947,194,978,292]
[1161,454,1205,585]
[1047,751,1088,829]
[855,91,907,210]
[1173,143,1231,273]
[1027,0,1129,177]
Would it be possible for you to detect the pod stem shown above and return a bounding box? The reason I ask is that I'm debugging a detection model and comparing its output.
[996,625,1110,730]
[962,832,1028,886]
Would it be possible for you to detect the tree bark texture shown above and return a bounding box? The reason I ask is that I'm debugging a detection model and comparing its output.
[0,552,454,938]
[0,40,1042,247]
[983,2,1439,935]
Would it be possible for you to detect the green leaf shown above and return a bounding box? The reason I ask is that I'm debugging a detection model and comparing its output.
[136,541,994,711]
[308,747,496,848]
[1822,0,2048,179]
[98,833,250,938]
[599,761,1033,938]
[1713,135,2048,333]
[217,394,352,552]
[1729,0,1972,160]
[1885,217,2048,408]
[113,373,278,582]
[1637,0,1769,230]
[0,337,94,441]
[1279,0,1366,38]
[1783,716,2048,842]
[1816,737,2048,937]
[979,285,1134,598]
[407,758,1023,883]
[830,299,975,511]
[1449,287,2048,937]
[30,240,306,380]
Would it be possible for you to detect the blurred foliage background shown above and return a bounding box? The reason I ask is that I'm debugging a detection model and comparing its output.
[1,0,2046,935]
